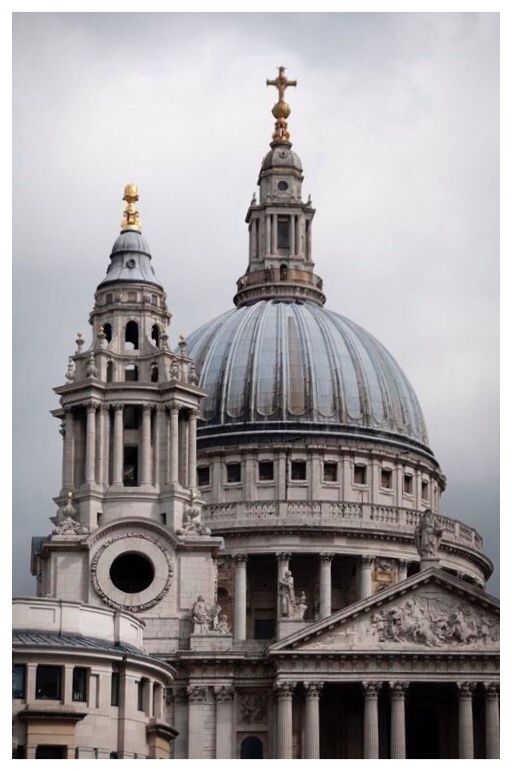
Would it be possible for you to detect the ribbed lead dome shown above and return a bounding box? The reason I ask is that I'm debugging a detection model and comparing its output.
[187,300,430,451]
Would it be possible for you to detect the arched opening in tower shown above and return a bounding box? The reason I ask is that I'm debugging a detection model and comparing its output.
[125,320,139,350]
[151,324,160,347]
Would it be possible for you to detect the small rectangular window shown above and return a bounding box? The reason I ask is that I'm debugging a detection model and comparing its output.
[127,291,137,302]
[111,671,120,707]
[106,293,113,304]
[12,664,26,699]
[35,665,62,700]
[381,468,393,489]
[404,474,413,495]
[290,460,307,481]
[160,512,167,525]
[226,462,241,484]
[421,480,429,500]
[323,462,338,482]
[354,464,367,485]
[72,667,87,702]
[354,463,366,485]
[150,294,158,306]
[258,461,274,481]
[197,466,211,487]
[277,217,290,249]
[123,406,138,429]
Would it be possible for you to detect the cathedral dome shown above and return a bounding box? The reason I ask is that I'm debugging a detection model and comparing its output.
[186,299,431,454]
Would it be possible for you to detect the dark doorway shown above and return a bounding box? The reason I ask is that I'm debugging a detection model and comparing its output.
[35,745,67,759]
[406,683,458,759]
[240,736,264,759]
[320,682,363,758]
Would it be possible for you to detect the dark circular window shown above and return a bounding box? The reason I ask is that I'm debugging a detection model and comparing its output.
[126,258,136,269]
[277,181,288,191]
[109,553,155,594]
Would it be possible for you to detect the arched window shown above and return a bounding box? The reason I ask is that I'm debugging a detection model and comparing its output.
[103,323,112,343]
[280,263,288,281]
[240,736,263,759]
[125,364,138,382]
[125,320,139,350]
[151,324,160,347]
[106,361,114,382]
[150,364,159,383]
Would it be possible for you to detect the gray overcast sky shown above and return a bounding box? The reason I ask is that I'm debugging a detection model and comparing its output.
[13,12,499,594]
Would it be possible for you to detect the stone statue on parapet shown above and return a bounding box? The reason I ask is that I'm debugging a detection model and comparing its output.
[51,492,88,538]
[177,493,211,537]
[191,595,231,634]
[414,508,443,562]
[279,569,307,620]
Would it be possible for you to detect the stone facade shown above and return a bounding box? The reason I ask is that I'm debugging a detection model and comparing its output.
[13,71,499,759]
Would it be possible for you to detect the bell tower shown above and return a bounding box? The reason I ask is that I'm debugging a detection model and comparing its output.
[51,185,204,533]
[234,67,325,307]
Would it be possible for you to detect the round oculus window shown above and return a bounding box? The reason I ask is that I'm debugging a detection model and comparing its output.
[277,181,289,191]
[126,258,136,269]
[109,552,155,594]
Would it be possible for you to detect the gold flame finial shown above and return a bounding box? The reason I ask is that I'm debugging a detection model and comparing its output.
[266,66,297,145]
[121,183,142,231]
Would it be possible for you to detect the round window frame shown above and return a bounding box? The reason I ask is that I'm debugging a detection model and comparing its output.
[277,180,289,191]
[91,534,172,612]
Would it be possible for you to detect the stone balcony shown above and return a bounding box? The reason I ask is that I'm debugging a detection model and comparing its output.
[202,500,484,552]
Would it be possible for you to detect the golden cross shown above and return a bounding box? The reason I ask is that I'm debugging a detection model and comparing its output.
[266,66,297,101]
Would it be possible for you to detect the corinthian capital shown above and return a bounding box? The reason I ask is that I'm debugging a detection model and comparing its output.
[186,685,209,704]
[303,681,324,698]
[274,681,296,698]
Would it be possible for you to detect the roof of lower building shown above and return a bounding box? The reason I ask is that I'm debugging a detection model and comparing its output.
[12,629,143,656]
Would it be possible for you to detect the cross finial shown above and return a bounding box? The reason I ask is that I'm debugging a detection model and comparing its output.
[266,66,297,145]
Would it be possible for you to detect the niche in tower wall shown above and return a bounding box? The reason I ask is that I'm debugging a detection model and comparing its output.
[123,445,138,486]
[216,561,234,630]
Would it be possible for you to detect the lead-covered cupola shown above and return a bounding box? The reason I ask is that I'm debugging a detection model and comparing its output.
[235,66,325,307]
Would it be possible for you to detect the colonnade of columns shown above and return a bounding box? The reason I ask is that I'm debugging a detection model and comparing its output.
[60,402,197,491]
[260,213,301,258]
[274,680,499,759]
[231,552,409,641]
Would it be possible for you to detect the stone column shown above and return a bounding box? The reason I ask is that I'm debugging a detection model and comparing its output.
[153,405,162,486]
[390,681,408,759]
[457,682,475,759]
[303,681,323,759]
[214,685,234,759]
[319,554,334,619]
[306,218,312,261]
[85,403,97,484]
[360,555,374,599]
[266,213,271,255]
[397,559,408,582]
[112,404,124,486]
[140,405,152,485]
[169,402,180,484]
[96,406,107,486]
[188,409,198,491]
[290,214,296,255]
[62,408,75,489]
[234,554,248,641]
[187,685,209,759]
[363,681,381,759]
[272,214,278,254]
[274,682,296,759]
[483,683,499,759]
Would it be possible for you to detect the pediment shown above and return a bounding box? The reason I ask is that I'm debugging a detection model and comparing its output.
[269,569,499,654]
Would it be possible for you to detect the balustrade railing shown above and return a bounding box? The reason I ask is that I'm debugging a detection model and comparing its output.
[201,500,484,552]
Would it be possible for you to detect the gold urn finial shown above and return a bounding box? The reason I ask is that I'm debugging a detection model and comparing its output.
[121,183,142,231]
[266,66,297,145]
